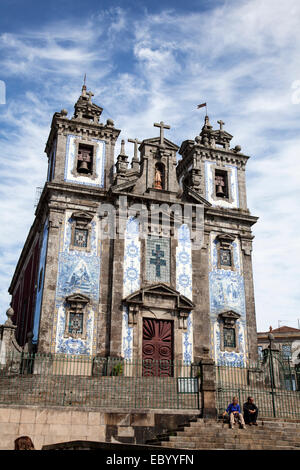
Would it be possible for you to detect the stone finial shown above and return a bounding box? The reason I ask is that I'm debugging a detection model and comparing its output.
[106,118,114,127]
[233,145,241,153]
[5,306,14,325]
[60,109,68,116]
[120,139,126,155]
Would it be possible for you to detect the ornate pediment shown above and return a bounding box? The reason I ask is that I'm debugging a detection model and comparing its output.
[124,283,194,328]
[71,211,93,228]
[142,137,179,152]
[218,310,240,326]
[66,293,90,304]
[216,233,236,246]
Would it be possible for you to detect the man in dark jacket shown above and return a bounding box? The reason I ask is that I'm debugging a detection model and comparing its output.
[243,396,258,426]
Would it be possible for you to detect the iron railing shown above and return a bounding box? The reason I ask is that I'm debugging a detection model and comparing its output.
[0,352,201,410]
[216,357,300,419]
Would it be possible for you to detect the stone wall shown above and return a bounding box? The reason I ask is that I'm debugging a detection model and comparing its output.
[0,405,198,450]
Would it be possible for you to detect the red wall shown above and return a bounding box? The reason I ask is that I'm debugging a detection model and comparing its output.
[11,235,40,346]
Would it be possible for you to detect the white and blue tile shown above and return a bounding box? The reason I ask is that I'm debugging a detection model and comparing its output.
[121,217,141,360]
[54,212,100,355]
[64,134,106,188]
[209,233,247,364]
[176,224,193,364]
[205,161,239,208]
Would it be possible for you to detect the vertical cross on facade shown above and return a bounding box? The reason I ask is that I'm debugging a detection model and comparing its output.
[154,121,171,146]
[217,120,225,131]
[150,244,166,277]
[128,138,142,160]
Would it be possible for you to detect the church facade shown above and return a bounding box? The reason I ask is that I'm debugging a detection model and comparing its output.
[8,85,258,367]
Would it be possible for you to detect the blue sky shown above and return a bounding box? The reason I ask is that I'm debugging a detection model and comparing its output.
[0,0,299,330]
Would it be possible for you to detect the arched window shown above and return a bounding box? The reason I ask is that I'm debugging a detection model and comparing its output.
[154,162,165,190]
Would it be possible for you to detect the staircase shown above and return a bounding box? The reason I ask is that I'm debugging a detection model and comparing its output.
[146,418,300,450]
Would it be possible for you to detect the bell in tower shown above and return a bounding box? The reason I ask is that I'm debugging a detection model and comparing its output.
[77,145,93,174]
[215,174,225,197]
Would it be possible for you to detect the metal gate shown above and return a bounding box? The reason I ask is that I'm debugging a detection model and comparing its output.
[216,349,300,419]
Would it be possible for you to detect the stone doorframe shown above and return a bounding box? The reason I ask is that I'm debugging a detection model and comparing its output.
[123,283,194,362]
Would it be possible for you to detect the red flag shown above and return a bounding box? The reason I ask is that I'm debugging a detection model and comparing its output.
[197,103,206,109]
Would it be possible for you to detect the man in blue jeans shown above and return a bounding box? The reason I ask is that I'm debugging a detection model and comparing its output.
[223,396,246,429]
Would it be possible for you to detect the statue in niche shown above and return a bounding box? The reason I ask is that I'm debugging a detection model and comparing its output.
[154,165,163,190]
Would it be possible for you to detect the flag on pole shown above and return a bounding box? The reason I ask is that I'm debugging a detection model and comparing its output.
[197,103,206,109]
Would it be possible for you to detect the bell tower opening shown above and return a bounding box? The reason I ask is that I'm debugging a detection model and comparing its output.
[215,169,228,198]
[77,143,93,174]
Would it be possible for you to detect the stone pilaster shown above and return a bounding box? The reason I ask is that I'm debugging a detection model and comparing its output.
[241,237,258,359]
[109,236,125,357]
[200,348,217,419]
[37,209,63,353]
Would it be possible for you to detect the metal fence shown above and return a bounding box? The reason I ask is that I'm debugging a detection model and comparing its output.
[216,353,300,419]
[0,352,201,410]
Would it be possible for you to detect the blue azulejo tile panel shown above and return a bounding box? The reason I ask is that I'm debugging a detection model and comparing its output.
[56,252,100,301]
[205,161,239,208]
[209,232,247,364]
[53,213,101,355]
[183,314,193,365]
[146,237,170,284]
[176,224,193,364]
[209,270,246,317]
[122,217,141,359]
[55,300,95,355]
[176,224,193,300]
[122,307,133,360]
[64,134,106,187]
[213,320,246,366]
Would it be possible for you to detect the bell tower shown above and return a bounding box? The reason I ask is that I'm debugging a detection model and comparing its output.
[45,84,120,190]
[177,116,248,211]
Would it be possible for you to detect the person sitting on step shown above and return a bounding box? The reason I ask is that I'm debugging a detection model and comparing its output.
[223,396,246,429]
[243,396,258,426]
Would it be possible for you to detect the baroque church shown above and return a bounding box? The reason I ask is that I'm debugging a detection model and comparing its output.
[8,84,258,368]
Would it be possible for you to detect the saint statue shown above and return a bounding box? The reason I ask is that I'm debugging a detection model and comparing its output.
[154,167,163,190]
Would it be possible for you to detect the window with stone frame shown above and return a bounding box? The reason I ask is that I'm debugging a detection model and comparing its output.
[74,228,89,248]
[64,294,89,339]
[216,234,235,270]
[223,327,236,348]
[70,211,93,252]
[219,310,240,352]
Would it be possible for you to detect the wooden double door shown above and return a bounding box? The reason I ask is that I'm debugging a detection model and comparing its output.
[142,317,173,376]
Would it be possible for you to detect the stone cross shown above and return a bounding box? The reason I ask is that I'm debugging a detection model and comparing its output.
[217,120,225,131]
[128,138,142,160]
[87,91,94,104]
[154,121,171,146]
[150,244,166,277]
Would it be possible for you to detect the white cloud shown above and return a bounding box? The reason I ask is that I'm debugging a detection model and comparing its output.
[0,1,300,332]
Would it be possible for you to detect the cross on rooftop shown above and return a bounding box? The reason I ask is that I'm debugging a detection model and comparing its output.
[87,91,94,104]
[217,120,225,131]
[154,121,171,146]
[150,244,166,277]
[128,138,142,160]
